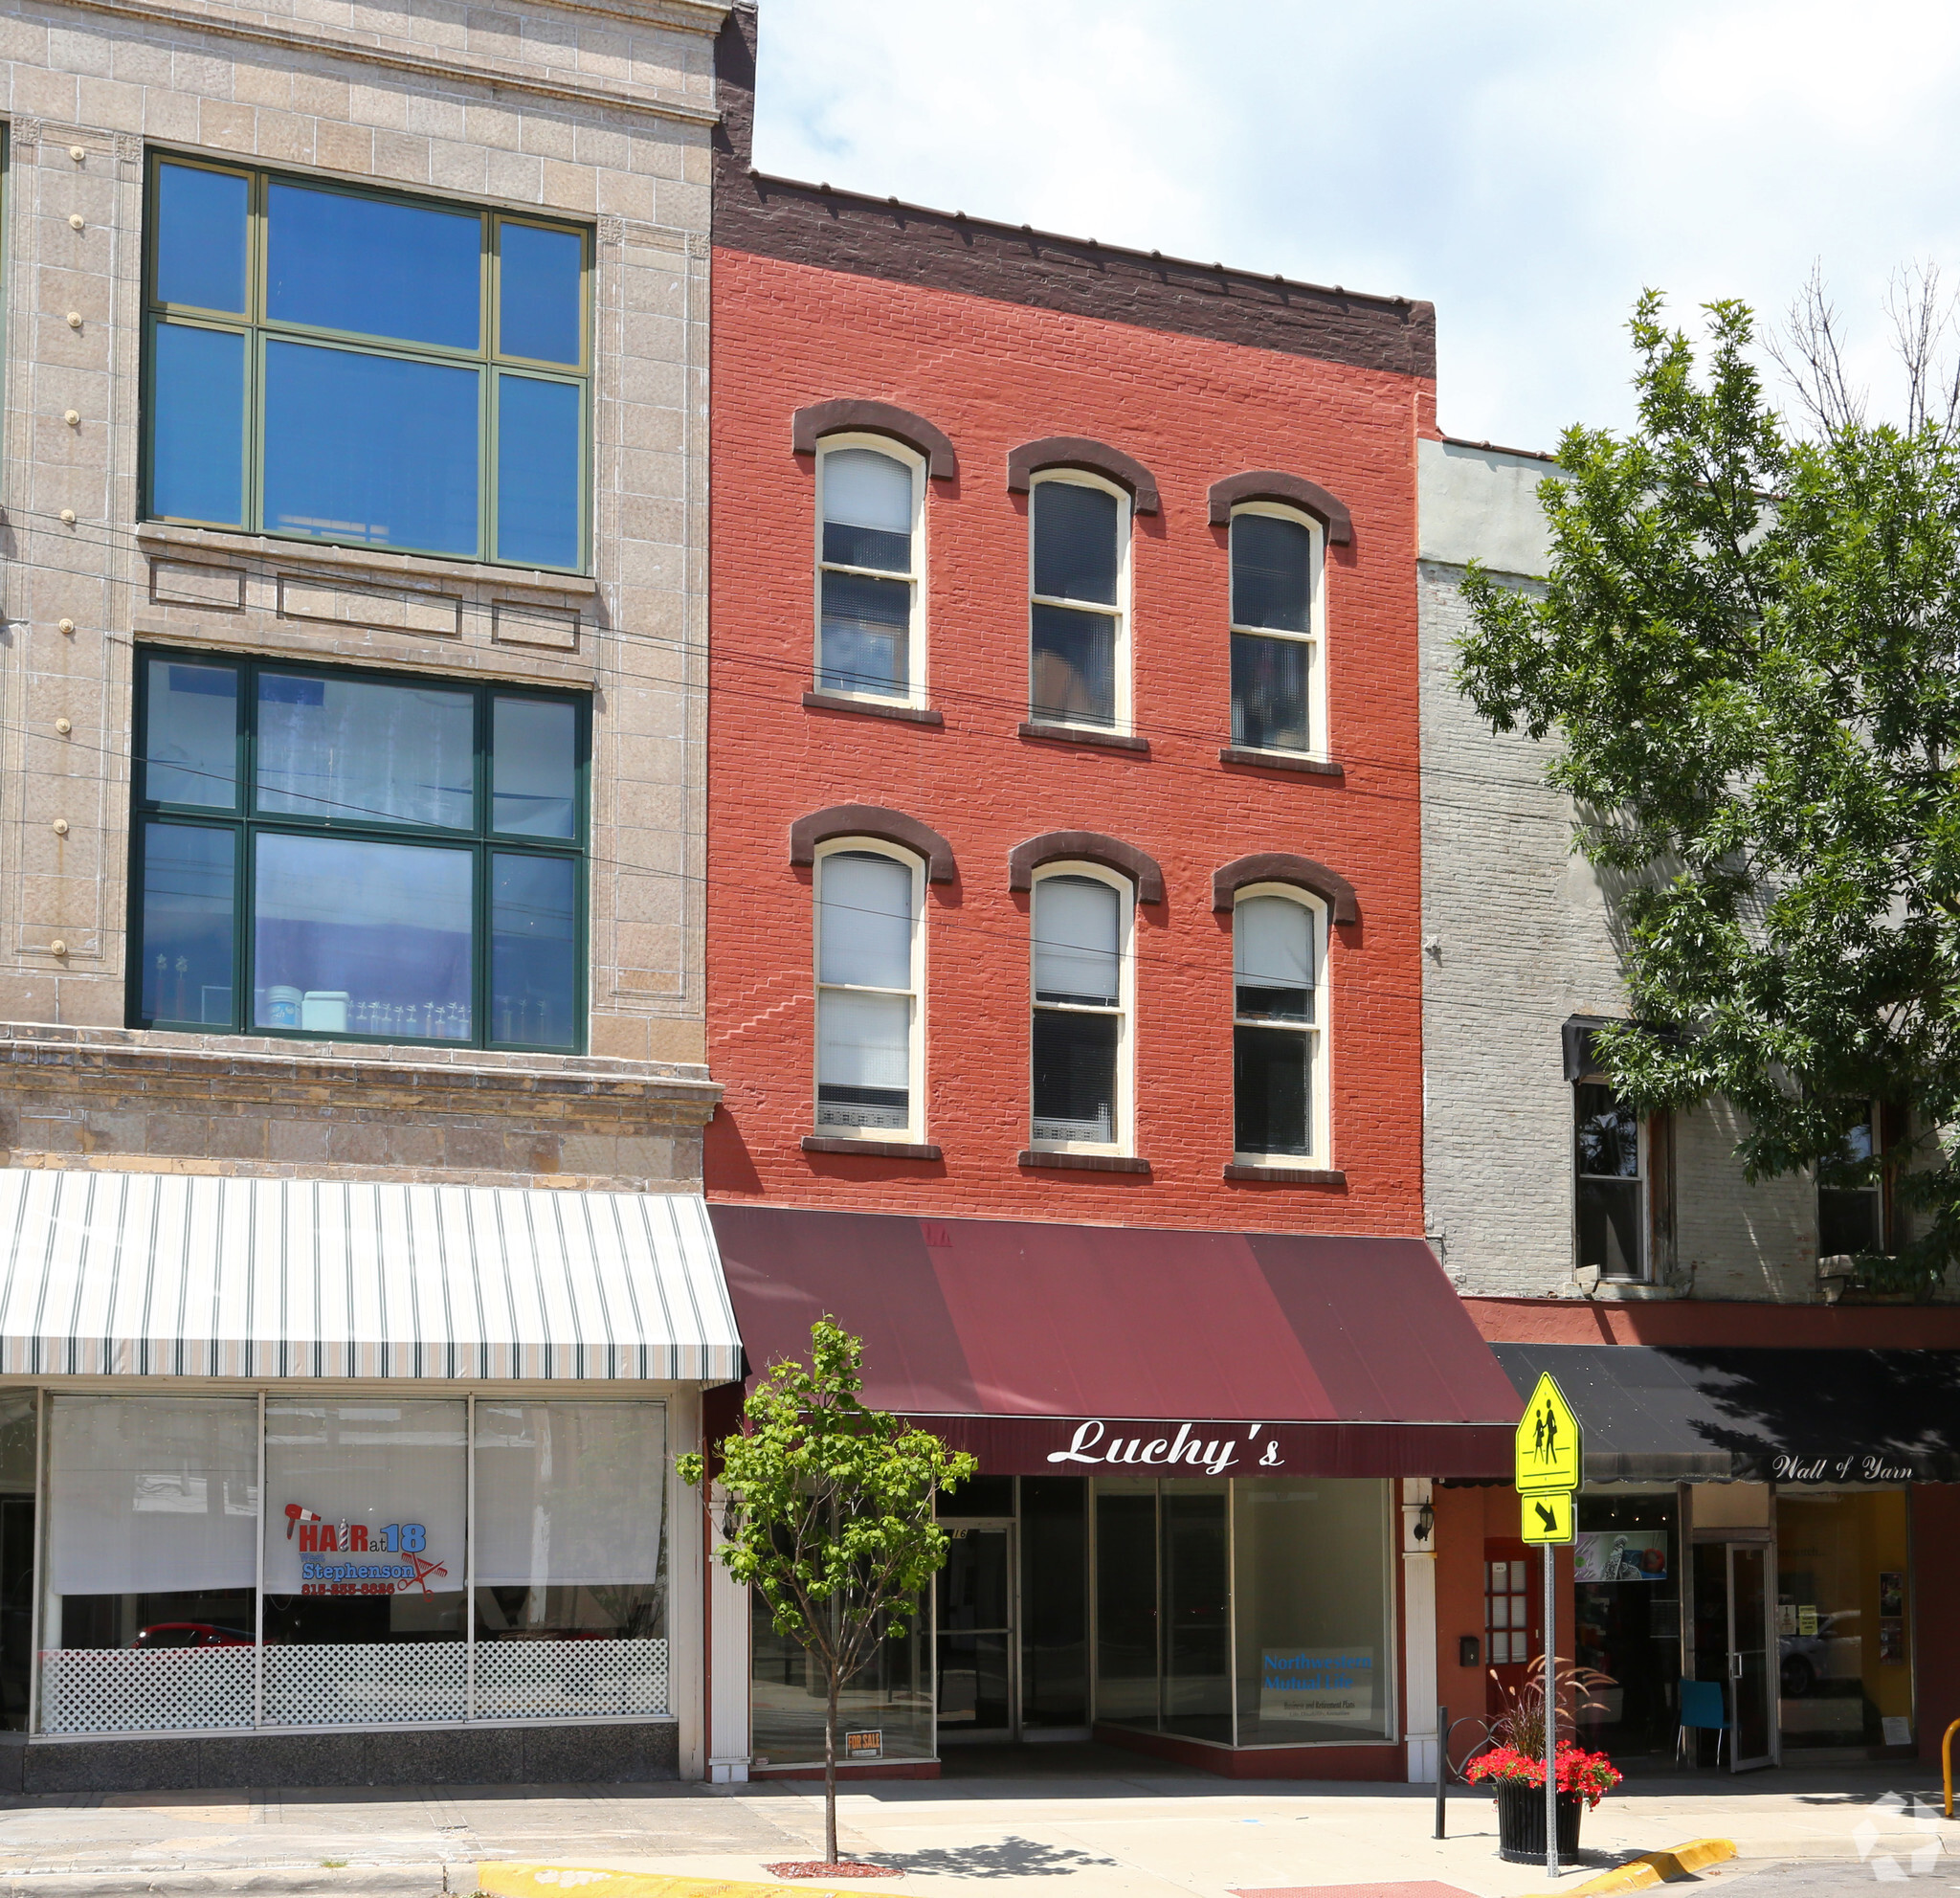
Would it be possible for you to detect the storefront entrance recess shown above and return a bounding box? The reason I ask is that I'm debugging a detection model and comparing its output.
[937,1523,1013,1739]
[1692,1540,1774,1771]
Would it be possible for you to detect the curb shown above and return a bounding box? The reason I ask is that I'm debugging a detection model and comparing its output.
[0,1865,455,1897]
[1512,1837,1737,1896]
[476,1874,902,1898]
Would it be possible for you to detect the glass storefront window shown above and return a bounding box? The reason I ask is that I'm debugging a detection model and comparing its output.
[1232,1478,1392,1747]
[42,1396,259,1733]
[28,1394,669,1736]
[1572,1493,1681,1756]
[1777,1489,1912,1751]
[1019,1477,1087,1729]
[750,1586,932,1768]
[474,1402,669,1720]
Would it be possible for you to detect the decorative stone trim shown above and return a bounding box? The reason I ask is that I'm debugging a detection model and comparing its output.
[1217,747,1343,777]
[802,1136,943,1160]
[790,804,957,882]
[1208,470,1353,544]
[1212,852,1358,925]
[1008,436,1159,513]
[1223,1164,1347,1185]
[1018,1150,1150,1174]
[791,400,957,480]
[803,691,943,726]
[1009,831,1165,904]
[1019,721,1147,754]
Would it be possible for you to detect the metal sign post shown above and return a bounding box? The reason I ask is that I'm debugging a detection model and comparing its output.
[1515,1371,1582,1882]
[1543,1548,1556,1879]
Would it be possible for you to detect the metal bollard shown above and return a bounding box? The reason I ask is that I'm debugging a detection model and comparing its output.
[1434,1704,1448,1839]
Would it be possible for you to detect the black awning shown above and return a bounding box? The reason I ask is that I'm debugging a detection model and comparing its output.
[1492,1343,1960,1485]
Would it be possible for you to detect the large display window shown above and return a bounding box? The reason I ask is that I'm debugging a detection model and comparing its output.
[1091,1475,1395,1750]
[1776,1489,1912,1752]
[35,1393,668,1737]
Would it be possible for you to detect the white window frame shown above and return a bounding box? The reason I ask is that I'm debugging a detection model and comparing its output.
[1573,1072,1649,1283]
[1228,501,1326,760]
[813,435,927,707]
[1817,1098,1885,1257]
[812,837,926,1142]
[1028,860,1134,1155]
[1230,882,1330,1169]
[1027,470,1132,736]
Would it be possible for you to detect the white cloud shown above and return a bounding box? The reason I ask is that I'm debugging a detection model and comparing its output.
[751,1,1960,448]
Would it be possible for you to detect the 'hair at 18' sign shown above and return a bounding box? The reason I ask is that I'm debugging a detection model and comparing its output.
[283,1502,448,1597]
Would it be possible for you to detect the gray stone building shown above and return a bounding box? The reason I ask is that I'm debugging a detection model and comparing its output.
[0,0,737,1790]
[1417,435,1826,1305]
[1418,435,1960,1781]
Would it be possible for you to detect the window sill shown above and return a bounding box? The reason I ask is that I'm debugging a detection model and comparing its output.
[803,692,944,726]
[1223,1163,1346,1184]
[136,522,598,598]
[1018,1150,1151,1174]
[1018,721,1149,755]
[1218,747,1343,778]
[802,1135,943,1160]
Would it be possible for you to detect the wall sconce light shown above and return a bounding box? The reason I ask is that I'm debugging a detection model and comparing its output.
[1414,1501,1435,1544]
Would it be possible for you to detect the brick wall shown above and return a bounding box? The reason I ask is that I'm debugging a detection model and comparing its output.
[1418,438,1829,1302]
[706,245,1431,1232]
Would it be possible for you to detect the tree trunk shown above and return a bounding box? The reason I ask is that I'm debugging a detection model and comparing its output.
[824,1667,840,1866]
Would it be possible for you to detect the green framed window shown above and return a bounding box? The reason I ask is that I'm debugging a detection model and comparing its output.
[142,154,590,571]
[131,650,589,1053]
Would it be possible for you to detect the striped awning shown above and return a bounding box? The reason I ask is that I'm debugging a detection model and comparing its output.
[0,1170,741,1381]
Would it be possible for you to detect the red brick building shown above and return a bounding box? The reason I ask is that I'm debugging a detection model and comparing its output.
[699,6,1515,1784]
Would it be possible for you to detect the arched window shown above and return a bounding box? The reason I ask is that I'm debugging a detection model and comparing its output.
[816,439,924,704]
[814,841,923,1138]
[1031,865,1131,1150]
[1233,888,1325,1163]
[1029,474,1128,733]
[1229,505,1323,757]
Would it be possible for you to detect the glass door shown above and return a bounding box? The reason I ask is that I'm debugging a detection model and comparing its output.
[936,1522,1014,1740]
[1692,1538,1774,1771]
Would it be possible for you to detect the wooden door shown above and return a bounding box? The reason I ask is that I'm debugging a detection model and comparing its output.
[1484,1538,1542,1720]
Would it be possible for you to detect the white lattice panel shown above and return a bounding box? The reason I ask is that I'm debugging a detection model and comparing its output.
[474,1639,669,1719]
[263,1642,469,1727]
[39,1646,255,1734]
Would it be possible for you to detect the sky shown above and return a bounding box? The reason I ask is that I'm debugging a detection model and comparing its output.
[750,1,1960,452]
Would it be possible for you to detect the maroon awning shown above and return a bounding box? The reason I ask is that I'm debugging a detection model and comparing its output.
[705,1206,1518,1478]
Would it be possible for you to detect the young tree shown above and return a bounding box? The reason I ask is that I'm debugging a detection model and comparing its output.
[678,1320,974,1866]
[1458,290,1960,1297]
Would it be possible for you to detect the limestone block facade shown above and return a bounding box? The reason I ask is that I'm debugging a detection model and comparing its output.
[0,0,723,1182]
[1417,436,1829,1303]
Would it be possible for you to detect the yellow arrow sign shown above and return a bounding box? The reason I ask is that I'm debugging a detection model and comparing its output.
[1521,1490,1574,1545]
[1514,1371,1582,1493]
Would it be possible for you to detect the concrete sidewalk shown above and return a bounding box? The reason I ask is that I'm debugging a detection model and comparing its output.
[0,1750,1950,1897]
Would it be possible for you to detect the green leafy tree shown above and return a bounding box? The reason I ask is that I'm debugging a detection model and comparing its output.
[1458,289,1960,1297]
[679,1320,974,1864]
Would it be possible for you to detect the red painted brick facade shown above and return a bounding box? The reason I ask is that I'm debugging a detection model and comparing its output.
[706,243,1435,1233]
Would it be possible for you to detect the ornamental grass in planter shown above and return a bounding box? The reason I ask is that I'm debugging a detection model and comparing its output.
[1466,1656,1622,1865]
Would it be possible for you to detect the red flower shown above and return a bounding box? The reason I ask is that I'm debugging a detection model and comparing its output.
[1463,1740,1623,1808]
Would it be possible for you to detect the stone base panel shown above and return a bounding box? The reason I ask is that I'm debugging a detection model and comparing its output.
[0,1719,679,1793]
[0,1021,718,1189]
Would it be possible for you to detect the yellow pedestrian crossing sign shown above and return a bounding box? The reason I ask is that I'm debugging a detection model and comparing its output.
[1522,1490,1573,1545]
[1514,1371,1581,1494]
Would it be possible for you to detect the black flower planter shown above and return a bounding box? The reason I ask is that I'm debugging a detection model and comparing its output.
[1494,1779,1583,1864]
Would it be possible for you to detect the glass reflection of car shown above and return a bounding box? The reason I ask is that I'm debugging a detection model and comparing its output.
[1779,1610,1860,1697]
[130,1621,256,1649]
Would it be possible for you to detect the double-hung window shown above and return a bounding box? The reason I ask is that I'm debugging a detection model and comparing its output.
[145,156,589,570]
[1818,1102,1885,1257]
[132,652,588,1051]
[1574,1080,1645,1279]
[1030,477,1128,730]
[1030,869,1130,1149]
[1230,506,1321,754]
[816,442,923,703]
[1233,891,1325,1163]
[813,844,923,1137]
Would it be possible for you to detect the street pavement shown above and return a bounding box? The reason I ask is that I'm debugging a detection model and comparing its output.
[0,1748,1951,1896]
